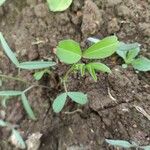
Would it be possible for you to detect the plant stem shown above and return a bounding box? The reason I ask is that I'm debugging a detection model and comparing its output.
[62,64,75,92]
[0,74,27,84]
[23,85,35,93]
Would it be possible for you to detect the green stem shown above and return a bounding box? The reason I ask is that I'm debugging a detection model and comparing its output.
[62,64,75,92]
[0,74,27,84]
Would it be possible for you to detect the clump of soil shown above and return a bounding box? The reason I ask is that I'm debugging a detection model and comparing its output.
[0,0,150,150]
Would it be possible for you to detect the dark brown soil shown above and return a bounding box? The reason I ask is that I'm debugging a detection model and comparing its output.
[0,0,150,150]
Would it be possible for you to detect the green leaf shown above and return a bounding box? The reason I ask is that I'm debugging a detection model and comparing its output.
[0,120,7,127]
[86,64,97,82]
[67,92,88,105]
[88,62,111,73]
[0,0,6,6]
[34,71,45,80]
[47,0,73,12]
[21,93,36,120]
[116,42,140,61]
[131,57,150,71]
[34,69,51,80]
[126,47,140,64]
[18,61,56,70]
[83,36,119,59]
[12,129,26,149]
[52,93,67,113]
[0,32,19,66]
[105,139,133,148]
[56,40,82,64]
[0,91,22,96]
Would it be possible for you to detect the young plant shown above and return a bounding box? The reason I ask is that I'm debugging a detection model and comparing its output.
[53,36,119,112]
[88,37,150,71]
[116,42,150,71]
[0,32,56,119]
[47,0,73,12]
[106,139,150,150]
[0,119,26,149]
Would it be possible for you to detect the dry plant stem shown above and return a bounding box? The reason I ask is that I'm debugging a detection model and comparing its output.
[0,74,27,83]
[63,64,75,93]
[0,74,50,90]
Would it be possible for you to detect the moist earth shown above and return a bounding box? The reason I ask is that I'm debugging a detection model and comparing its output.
[0,0,150,150]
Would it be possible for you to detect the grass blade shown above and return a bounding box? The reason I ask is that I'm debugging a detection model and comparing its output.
[21,93,36,120]
[0,91,22,96]
[0,32,19,66]
[18,61,56,70]
[105,139,133,148]
[12,129,26,149]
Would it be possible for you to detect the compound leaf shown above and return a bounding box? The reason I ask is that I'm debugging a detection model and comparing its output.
[0,91,22,96]
[52,93,67,113]
[12,129,26,149]
[68,92,88,105]
[56,40,82,64]
[47,0,72,12]
[106,139,133,148]
[21,93,36,120]
[18,61,56,70]
[83,36,119,59]
[0,32,19,66]
[131,57,150,71]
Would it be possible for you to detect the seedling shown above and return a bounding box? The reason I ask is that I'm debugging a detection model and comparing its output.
[0,32,56,119]
[53,36,119,112]
[106,139,150,150]
[47,0,73,12]
[0,0,6,6]
[88,37,150,71]
[117,42,150,71]
[0,119,26,149]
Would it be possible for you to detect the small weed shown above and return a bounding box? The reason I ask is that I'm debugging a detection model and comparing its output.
[53,36,119,112]
[117,42,150,71]
[47,0,73,12]
[88,37,150,71]
[106,139,150,150]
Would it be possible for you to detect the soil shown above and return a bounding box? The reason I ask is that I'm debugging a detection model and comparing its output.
[0,0,150,150]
